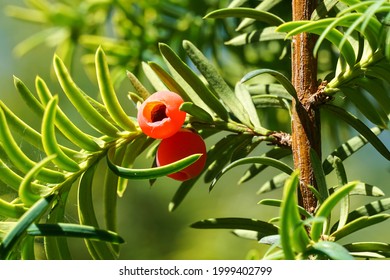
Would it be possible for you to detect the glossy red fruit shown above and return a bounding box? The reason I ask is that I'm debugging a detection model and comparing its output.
[137,91,186,139]
[156,129,207,181]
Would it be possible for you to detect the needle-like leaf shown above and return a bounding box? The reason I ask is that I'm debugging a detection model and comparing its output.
[0,106,65,184]
[0,194,56,259]
[323,105,390,160]
[204,8,284,26]
[311,181,359,241]
[53,55,119,137]
[184,40,254,128]
[211,156,293,191]
[96,47,137,132]
[41,96,80,172]
[107,147,202,180]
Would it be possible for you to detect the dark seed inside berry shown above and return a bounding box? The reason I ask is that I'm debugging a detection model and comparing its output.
[151,104,167,122]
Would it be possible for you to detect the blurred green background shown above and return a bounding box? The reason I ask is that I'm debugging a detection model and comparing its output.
[0,0,389,260]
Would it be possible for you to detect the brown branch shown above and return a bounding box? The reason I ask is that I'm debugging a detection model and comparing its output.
[291,0,320,214]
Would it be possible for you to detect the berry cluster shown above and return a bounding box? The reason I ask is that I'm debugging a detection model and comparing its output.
[137,91,207,181]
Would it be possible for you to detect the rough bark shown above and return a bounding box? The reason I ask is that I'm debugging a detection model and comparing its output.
[291,0,320,214]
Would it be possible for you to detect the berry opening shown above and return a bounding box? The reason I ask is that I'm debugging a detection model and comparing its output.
[151,104,167,122]
[144,102,168,123]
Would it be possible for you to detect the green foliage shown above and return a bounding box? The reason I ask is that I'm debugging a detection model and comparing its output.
[4,0,246,85]
[0,40,281,259]
[0,0,389,260]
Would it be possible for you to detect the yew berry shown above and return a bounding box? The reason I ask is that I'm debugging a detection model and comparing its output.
[156,129,207,181]
[137,91,186,139]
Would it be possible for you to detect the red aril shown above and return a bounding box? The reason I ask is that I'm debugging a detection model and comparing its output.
[137,91,186,139]
[156,129,207,181]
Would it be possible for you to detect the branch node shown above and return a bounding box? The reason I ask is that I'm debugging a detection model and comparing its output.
[308,80,333,108]
[268,131,292,149]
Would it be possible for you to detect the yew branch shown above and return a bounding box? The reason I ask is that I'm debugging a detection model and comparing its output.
[291,0,320,214]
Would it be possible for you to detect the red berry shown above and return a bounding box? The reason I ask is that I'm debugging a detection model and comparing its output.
[156,129,207,181]
[137,91,186,139]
